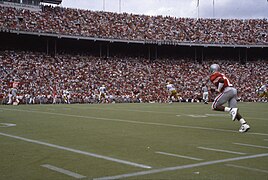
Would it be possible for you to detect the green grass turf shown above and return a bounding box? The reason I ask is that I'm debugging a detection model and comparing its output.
[0,102,267,180]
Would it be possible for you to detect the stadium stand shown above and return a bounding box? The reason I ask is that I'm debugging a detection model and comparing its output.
[0,5,267,45]
[0,5,267,104]
[0,51,267,104]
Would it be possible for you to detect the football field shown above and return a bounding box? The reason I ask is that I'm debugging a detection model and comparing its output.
[0,102,267,180]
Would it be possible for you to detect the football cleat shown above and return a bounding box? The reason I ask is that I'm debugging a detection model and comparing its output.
[229,108,238,121]
[239,124,250,133]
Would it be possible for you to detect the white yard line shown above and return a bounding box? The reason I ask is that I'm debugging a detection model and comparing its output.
[0,132,151,169]
[1,107,268,136]
[41,164,86,179]
[264,139,268,141]
[0,123,16,128]
[197,146,247,155]
[93,153,268,180]
[225,164,268,174]
[233,143,268,149]
[155,151,203,161]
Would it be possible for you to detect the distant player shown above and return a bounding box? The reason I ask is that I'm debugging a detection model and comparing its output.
[99,85,107,103]
[257,81,268,101]
[209,64,250,133]
[202,84,209,104]
[132,87,141,103]
[52,86,57,104]
[166,81,178,104]
[7,79,20,105]
[63,89,71,104]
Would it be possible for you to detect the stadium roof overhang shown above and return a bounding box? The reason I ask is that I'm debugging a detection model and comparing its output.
[41,0,62,5]
[1,29,268,48]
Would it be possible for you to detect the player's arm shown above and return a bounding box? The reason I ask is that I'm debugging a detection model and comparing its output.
[217,78,224,92]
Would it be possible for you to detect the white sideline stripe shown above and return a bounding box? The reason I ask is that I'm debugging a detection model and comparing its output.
[81,107,173,114]
[75,106,268,121]
[155,151,203,161]
[205,114,229,117]
[41,164,86,179]
[93,153,268,180]
[233,143,268,149]
[225,164,268,174]
[72,106,268,121]
[1,107,268,136]
[198,146,247,155]
[0,132,151,169]
[264,139,268,141]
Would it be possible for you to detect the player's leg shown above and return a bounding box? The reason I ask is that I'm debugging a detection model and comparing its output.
[15,95,20,104]
[229,96,250,132]
[174,93,178,102]
[168,93,173,104]
[212,90,239,120]
[211,92,227,111]
[212,90,250,132]
[212,89,239,121]
[67,95,71,104]
[203,92,208,104]
[53,96,56,104]
[7,93,12,104]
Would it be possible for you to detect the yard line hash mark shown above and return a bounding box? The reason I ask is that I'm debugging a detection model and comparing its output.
[93,153,268,180]
[41,164,86,179]
[155,151,203,161]
[0,132,151,169]
[198,146,247,155]
[233,143,268,149]
[1,107,268,136]
[225,164,268,174]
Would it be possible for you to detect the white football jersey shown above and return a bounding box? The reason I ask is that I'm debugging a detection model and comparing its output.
[99,86,106,93]
[167,84,175,92]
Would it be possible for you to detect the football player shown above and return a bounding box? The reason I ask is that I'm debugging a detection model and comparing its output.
[63,89,71,104]
[209,64,250,133]
[7,79,20,105]
[166,81,178,104]
[257,81,268,100]
[99,84,107,103]
[202,84,209,104]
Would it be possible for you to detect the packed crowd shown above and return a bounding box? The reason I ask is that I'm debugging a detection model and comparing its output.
[0,51,267,104]
[0,5,267,45]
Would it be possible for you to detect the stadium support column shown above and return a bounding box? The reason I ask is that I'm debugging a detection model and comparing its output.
[46,39,49,55]
[194,47,197,62]
[54,39,57,56]
[45,38,57,56]
[99,43,109,58]
[107,43,109,58]
[99,43,102,57]
[245,48,248,63]
[238,47,248,64]
[194,46,203,63]
[201,48,204,62]
[148,45,157,61]
[148,46,151,60]
[155,46,158,60]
